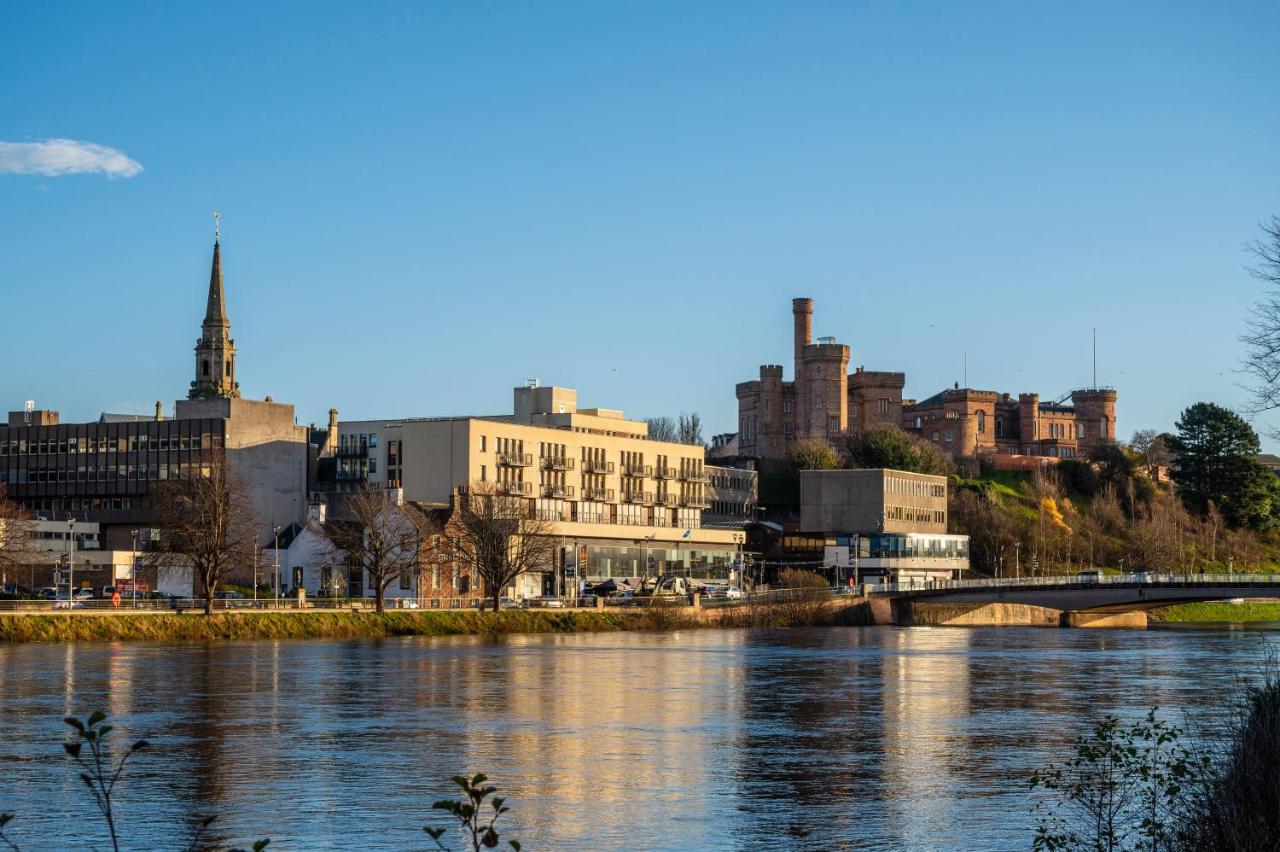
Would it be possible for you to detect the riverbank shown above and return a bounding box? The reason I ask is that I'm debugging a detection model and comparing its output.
[0,599,867,643]
[1149,601,1280,623]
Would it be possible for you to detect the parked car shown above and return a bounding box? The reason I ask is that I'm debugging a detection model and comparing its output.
[73,588,94,600]
[528,596,566,609]
[38,587,58,600]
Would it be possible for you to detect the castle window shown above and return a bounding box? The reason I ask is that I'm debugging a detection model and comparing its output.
[1100,416,1109,439]
[202,360,210,377]
[878,399,889,415]
[914,416,922,429]
[225,360,232,377]
[1078,423,1086,439]
[944,430,953,442]
[828,416,840,433]
[782,400,793,414]
[995,416,1004,437]
[976,410,985,434]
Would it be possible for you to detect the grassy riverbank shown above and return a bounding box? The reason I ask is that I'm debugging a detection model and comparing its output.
[0,609,646,643]
[1150,601,1280,623]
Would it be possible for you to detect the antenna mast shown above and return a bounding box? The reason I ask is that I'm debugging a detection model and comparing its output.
[1092,328,1097,388]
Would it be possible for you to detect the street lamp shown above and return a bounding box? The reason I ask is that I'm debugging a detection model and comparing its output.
[273,526,281,608]
[66,516,75,608]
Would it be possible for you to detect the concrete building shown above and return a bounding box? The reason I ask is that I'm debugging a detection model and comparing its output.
[335,382,743,597]
[734,297,1117,463]
[0,230,310,549]
[1,518,192,597]
[750,468,969,586]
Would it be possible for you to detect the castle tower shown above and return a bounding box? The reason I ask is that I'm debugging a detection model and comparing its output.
[189,223,240,400]
[792,298,813,419]
[1071,388,1118,451]
[1017,393,1039,447]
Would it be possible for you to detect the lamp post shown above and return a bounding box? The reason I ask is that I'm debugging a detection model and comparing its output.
[131,529,139,609]
[66,516,75,609]
[273,526,281,608]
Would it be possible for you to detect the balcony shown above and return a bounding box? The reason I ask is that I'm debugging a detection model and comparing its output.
[679,469,709,483]
[624,491,653,504]
[654,493,679,507]
[622,464,652,478]
[582,487,614,502]
[498,481,531,496]
[653,466,676,480]
[336,444,368,458]
[680,495,710,509]
[497,451,533,467]
[582,459,614,474]
[541,456,575,471]
[542,484,575,499]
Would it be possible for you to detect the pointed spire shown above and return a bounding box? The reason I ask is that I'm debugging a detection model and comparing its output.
[204,216,228,328]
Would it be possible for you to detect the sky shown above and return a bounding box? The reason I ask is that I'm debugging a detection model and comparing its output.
[2,2,1278,445]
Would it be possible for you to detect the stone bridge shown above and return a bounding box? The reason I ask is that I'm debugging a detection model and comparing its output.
[874,573,1280,628]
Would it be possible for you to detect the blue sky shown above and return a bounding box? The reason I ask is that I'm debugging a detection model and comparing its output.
[2,2,1278,444]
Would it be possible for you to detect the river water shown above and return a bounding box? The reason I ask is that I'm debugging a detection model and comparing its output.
[0,626,1274,851]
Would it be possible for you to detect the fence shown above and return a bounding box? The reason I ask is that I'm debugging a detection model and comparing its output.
[872,572,1280,596]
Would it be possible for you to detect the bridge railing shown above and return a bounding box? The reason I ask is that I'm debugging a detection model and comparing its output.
[874,572,1280,596]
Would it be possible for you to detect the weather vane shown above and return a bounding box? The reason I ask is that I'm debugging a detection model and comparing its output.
[213,210,221,242]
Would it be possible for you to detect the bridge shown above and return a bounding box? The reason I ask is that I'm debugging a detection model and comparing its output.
[871,573,1280,628]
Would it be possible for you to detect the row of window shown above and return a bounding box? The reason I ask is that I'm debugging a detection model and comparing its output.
[21,497,133,514]
[885,505,946,525]
[886,476,945,498]
[0,434,219,455]
[1,462,216,484]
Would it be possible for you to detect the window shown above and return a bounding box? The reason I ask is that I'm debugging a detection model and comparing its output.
[944,430,953,442]
[914,416,922,429]
[399,569,412,590]
[828,416,840,433]
[782,400,793,413]
[995,416,1004,438]
[202,360,210,377]
[480,436,487,452]
[932,432,940,442]
[480,464,487,481]
[1099,416,1109,439]
[976,410,985,434]
[878,399,889,415]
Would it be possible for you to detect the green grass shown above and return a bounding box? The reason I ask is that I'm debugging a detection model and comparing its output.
[1149,601,1280,623]
[0,610,640,644]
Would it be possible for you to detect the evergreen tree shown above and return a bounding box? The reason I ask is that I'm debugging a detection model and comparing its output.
[1167,402,1277,530]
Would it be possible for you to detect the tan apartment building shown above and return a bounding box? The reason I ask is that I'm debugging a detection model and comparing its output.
[337,383,743,597]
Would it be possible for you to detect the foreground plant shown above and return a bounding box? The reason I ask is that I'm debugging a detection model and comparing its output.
[424,773,521,851]
[63,711,149,851]
[1030,709,1203,851]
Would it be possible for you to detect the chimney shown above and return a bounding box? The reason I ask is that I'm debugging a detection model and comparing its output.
[154,401,163,421]
[323,408,339,456]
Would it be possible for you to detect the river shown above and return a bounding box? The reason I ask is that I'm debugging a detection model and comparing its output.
[0,626,1273,850]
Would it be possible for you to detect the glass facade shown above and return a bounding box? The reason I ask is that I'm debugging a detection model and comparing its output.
[582,543,735,581]
[855,533,969,560]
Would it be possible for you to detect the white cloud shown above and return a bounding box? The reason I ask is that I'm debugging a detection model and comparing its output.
[0,138,142,178]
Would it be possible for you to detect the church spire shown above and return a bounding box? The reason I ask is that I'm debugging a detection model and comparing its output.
[204,212,227,328]
[189,213,239,400]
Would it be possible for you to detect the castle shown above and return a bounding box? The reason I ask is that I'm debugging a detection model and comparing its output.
[735,298,1117,463]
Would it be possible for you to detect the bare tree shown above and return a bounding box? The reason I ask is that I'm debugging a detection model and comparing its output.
[450,482,557,612]
[1129,429,1173,479]
[147,460,259,615]
[677,412,704,446]
[0,486,33,591]
[1240,216,1280,427]
[646,416,677,442]
[318,486,437,613]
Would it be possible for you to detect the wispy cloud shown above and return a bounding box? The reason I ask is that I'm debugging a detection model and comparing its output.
[0,139,142,178]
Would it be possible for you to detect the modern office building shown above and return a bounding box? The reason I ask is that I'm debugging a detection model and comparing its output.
[335,382,744,596]
[748,468,968,586]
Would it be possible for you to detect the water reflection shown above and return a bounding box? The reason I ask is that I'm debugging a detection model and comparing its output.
[0,627,1273,850]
